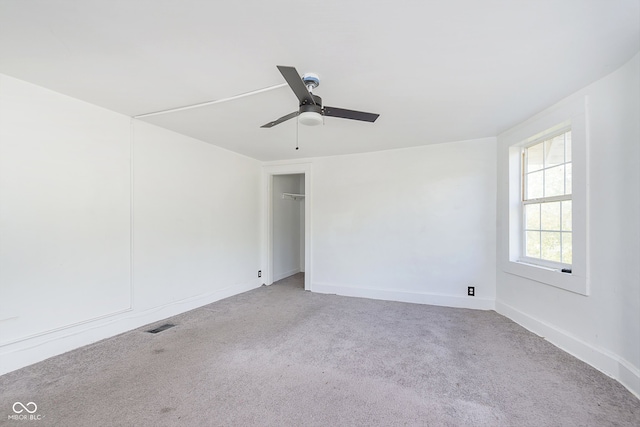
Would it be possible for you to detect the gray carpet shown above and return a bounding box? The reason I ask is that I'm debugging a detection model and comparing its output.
[1,273,639,426]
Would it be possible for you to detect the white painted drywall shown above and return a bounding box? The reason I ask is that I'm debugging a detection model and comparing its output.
[0,75,132,343]
[496,53,640,397]
[133,121,261,309]
[272,174,303,281]
[0,75,262,374]
[310,138,497,309]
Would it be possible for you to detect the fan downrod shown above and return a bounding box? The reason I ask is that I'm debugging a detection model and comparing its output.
[301,73,319,93]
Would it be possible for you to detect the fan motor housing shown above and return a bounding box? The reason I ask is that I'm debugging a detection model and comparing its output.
[299,104,322,115]
[299,95,323,114]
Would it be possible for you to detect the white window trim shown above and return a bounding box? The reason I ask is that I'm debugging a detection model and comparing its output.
[498,96,589,295]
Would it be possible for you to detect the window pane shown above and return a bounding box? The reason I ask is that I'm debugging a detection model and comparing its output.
[561,200,572,231]
[565,163,572,195]
[541,232,562,262]
[544,165,565,197]
[526,231,541,258]
[565,131,572,163]
[525,203,540,230]
[545,134,565,168]
[541,202,561,231]
[562,232,573,265]
[527,143,544,172]
[527,171,543,199]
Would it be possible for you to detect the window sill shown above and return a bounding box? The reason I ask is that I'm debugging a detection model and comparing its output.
[502,259,588,296]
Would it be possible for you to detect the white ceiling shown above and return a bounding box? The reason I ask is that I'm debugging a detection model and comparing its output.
[1,1,638,161]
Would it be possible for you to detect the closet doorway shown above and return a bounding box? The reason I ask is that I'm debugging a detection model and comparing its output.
[262,163,311,290]
[272,174,305,282]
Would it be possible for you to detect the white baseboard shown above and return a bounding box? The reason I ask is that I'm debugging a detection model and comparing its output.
[0,280,260,376]
[312,282,495,310]
[496,300,640,399]
[273,268,301,283]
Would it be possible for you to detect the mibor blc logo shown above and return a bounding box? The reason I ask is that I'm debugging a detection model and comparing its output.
[8,402,42,421]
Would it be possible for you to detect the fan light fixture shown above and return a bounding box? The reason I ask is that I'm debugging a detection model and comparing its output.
[298,111,323,126]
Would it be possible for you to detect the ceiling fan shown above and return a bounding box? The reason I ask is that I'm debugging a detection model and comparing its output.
[261,65,380,128]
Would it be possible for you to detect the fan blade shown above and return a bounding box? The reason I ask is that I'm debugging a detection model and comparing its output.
[277,65,315,106]
[260,111,299,128]
[323,106,379,123]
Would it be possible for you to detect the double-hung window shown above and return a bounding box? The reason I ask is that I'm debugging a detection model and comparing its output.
[522,129,572,269]
[499,95,588,295]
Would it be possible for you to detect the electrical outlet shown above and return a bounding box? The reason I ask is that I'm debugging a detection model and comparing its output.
[258,270,262,278]
[467,286,475,296]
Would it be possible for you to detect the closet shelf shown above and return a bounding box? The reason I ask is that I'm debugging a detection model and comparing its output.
[282,193,305,201]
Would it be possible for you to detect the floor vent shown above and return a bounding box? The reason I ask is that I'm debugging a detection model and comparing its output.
[146,323,176,334]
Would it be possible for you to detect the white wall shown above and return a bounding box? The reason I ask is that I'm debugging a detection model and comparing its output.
[0,75,261,374]
[496,53,640,397]
[133,121,260,309]
[0,75,132,344]
[272,174,303,281]
[310,138,497,310]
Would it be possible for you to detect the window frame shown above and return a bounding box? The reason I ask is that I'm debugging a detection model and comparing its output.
[498,96,589,296]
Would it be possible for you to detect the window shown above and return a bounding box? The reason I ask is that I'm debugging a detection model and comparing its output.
[498,95,588,295]
[522,129,572,268]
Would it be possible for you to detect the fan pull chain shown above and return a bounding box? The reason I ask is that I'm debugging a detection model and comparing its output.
[295,118,299,150]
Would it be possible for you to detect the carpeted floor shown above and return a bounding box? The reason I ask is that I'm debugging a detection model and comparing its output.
[1,273,639,426]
